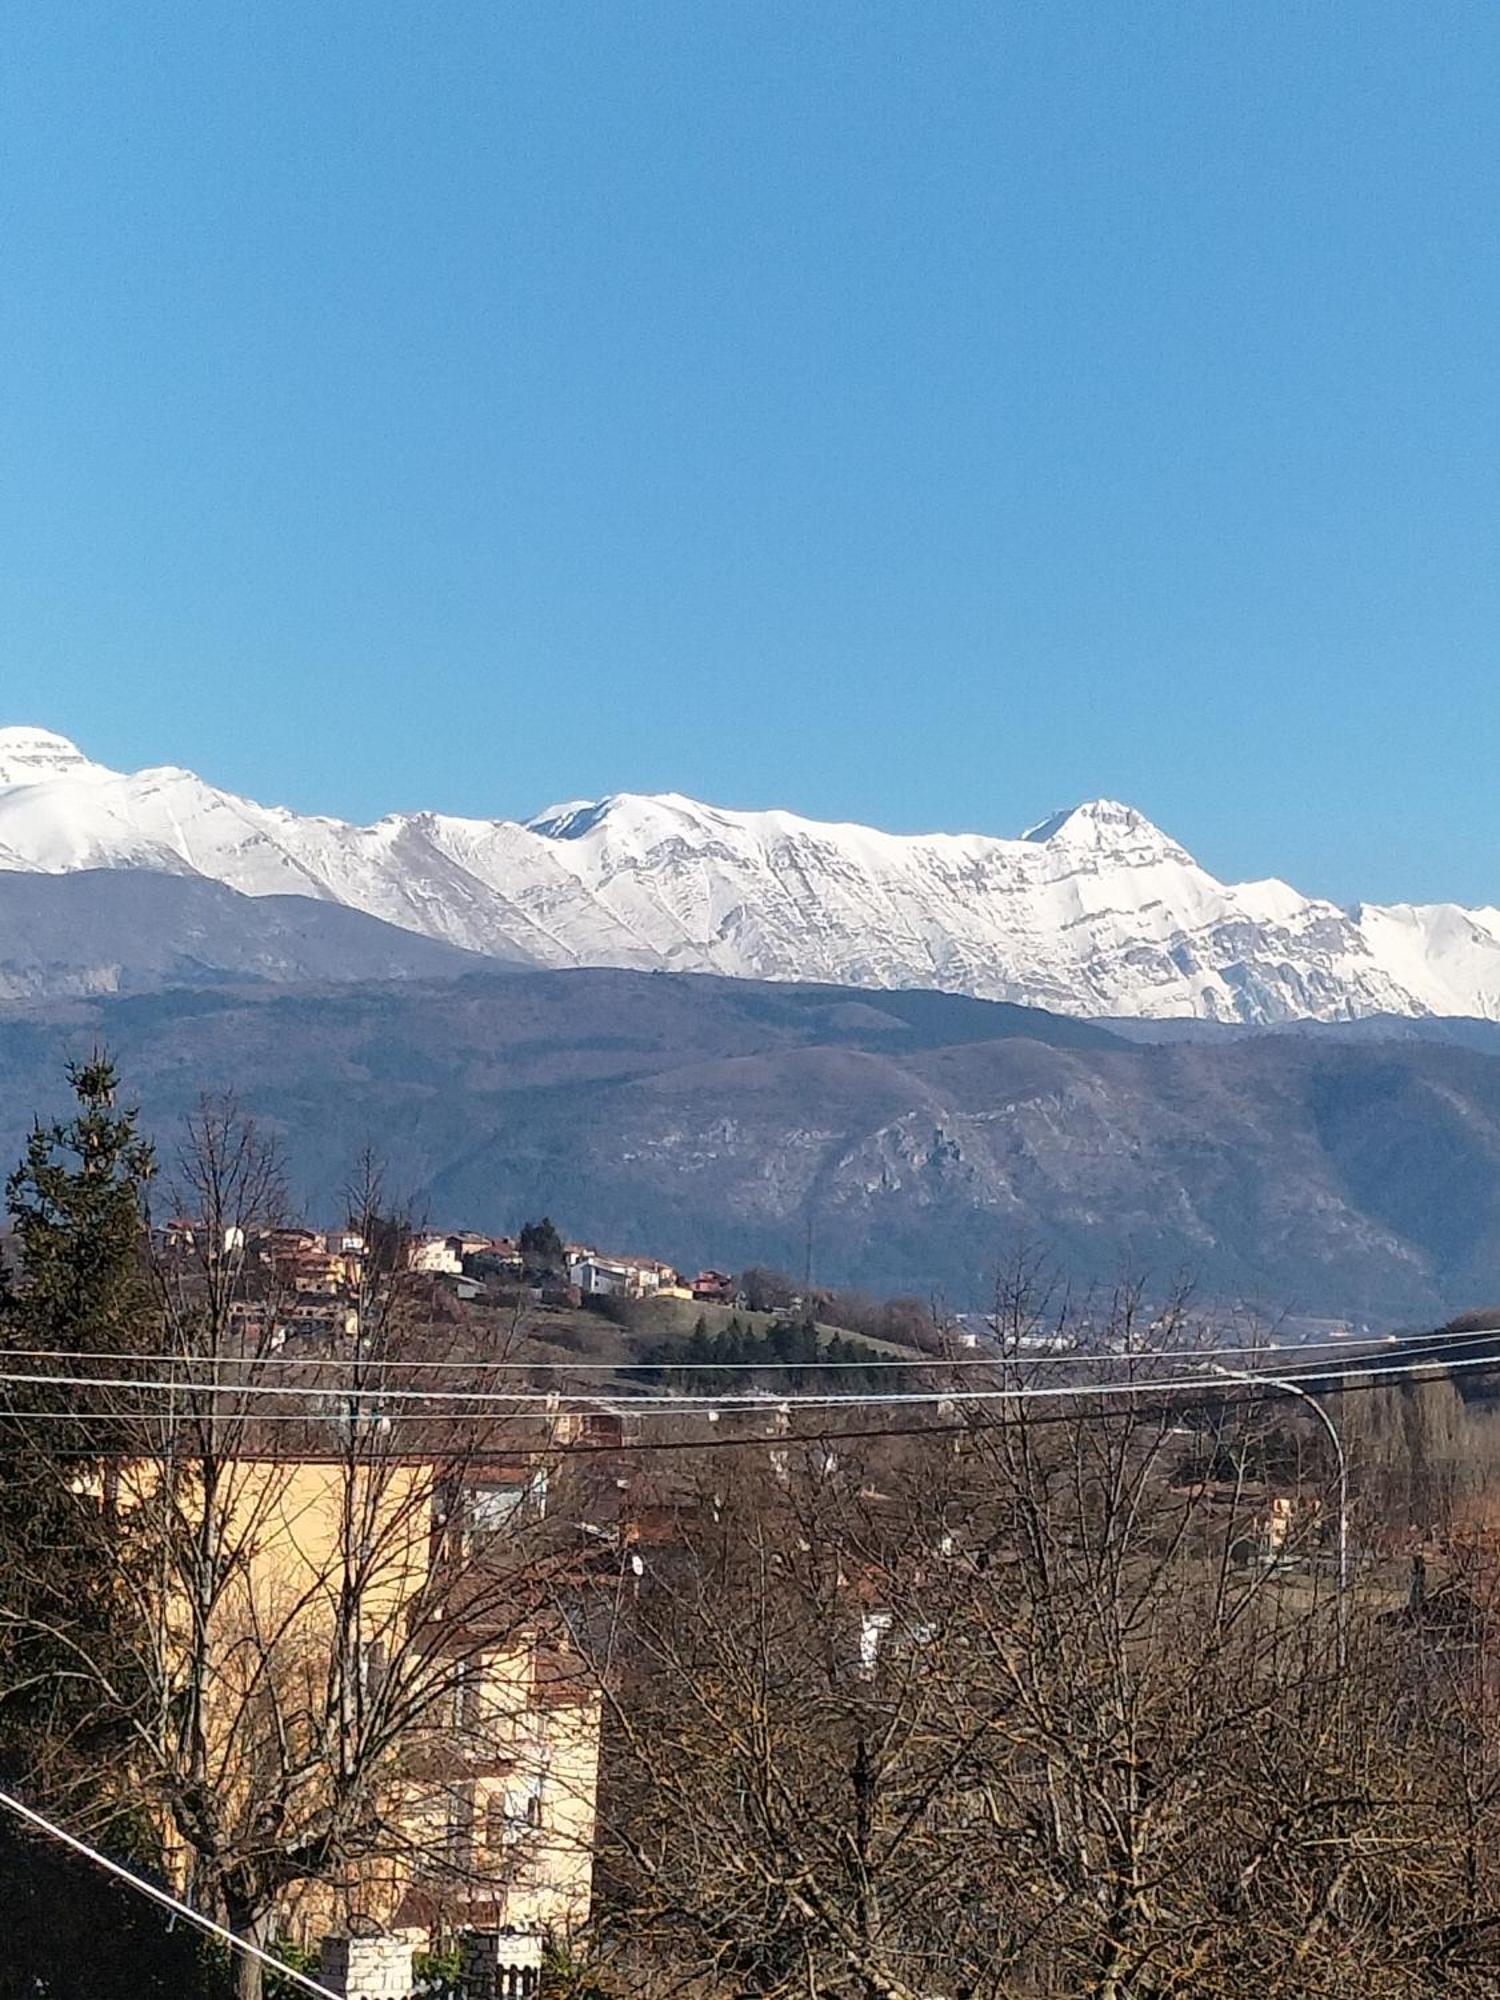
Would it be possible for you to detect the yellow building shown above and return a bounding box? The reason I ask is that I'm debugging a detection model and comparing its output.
[131,1445,601,1953]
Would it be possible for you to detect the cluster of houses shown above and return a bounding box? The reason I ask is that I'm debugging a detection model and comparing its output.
[408,1229,738,1308]
[155,1214,744,1347]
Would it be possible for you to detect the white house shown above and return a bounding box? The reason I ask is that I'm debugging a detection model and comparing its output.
[568,1250,683,1299]
[407,1234,463,1276]
[568,1255,632,1299]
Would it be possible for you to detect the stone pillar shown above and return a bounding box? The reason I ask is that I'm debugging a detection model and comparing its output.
[320,1933,415,1999]
[459,1928,544,1999]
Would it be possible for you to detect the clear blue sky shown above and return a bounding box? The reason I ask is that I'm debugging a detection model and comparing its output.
[3,2,1498,905]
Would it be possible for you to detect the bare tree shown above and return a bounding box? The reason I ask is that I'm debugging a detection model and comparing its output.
[8,1102,601,2000]
[582,1289,1500,1998]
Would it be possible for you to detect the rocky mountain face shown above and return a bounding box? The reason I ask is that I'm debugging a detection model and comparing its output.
[4,968,1500,1321]
[3,726,1500,1023]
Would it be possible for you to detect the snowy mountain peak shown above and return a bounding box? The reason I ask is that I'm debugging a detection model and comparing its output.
[528,791,730,839]
[0,726,1497,1025]
[526,798,618,841]
[0,727,97,786]
[1022,798,1183,856]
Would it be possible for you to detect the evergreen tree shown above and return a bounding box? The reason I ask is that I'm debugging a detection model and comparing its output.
[0,1056,158,1811]
[0,1062,218,1992]
[518,1215,568,1284]
[3,1053,157,1361]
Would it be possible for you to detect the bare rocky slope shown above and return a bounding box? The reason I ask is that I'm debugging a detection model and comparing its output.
[4,726,1500,1023]
[3,967,1499,1320]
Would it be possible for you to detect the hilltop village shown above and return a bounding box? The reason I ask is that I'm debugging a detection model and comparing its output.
[154,1211,743,1351]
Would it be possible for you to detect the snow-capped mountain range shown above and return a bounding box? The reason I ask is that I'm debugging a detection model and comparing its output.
[2,723,1498,1024]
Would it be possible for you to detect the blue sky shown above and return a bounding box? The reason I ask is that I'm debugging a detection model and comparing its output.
[2,2,1498,905]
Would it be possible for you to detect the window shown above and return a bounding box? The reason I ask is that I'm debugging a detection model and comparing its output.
[858,1609,892,1675]
[469,1484,527,1533]
[462,1471,548,1540]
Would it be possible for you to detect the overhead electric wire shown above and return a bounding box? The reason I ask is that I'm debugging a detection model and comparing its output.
[0,1364,1352,1412]
[6,1328,1500,1401]
[0,1339,1497,1416]
[0,1355,1496,1463]
[0,1784,340,2000]
[0,1346,1493,1462]
[1,1322,1481,1371]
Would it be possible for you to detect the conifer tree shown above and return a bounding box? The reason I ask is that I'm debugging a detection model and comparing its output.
[518,1214,567,1283]
[0,1055,158,1809]
[3,1052,157,1362]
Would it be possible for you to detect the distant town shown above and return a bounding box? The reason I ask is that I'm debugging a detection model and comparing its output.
[154,1211,747,1350]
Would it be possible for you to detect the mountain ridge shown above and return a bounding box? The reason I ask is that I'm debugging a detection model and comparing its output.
[2,726,1498,1024]
[0,868,493,1001]
[1,964,1496,1320]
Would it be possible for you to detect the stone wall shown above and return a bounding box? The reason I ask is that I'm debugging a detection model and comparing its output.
[319,1933,414,1999]
[459,1928,543,1998]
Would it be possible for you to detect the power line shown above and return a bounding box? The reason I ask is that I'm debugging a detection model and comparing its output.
[1,1323,1477,1370]
[0,1356,1489,1464]
[0,1341,1494,1415]
[25,1330,1500,1388]
[0,1354,1492,1462]
[0,1784,340,2000]
[0,1364,1293,1411]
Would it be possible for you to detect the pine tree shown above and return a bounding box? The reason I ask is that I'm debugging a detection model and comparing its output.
[518,1215,568,1284]
[3,1052,157,1363]
[0,1055,158,1809]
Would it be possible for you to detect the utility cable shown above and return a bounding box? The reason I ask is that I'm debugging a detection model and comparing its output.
[0,1341,1495,1413]
[0,1783,340,2000]
[1,1322,1477,1371]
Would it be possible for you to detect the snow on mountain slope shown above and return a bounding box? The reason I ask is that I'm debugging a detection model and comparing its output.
[0,725,1494,1023]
